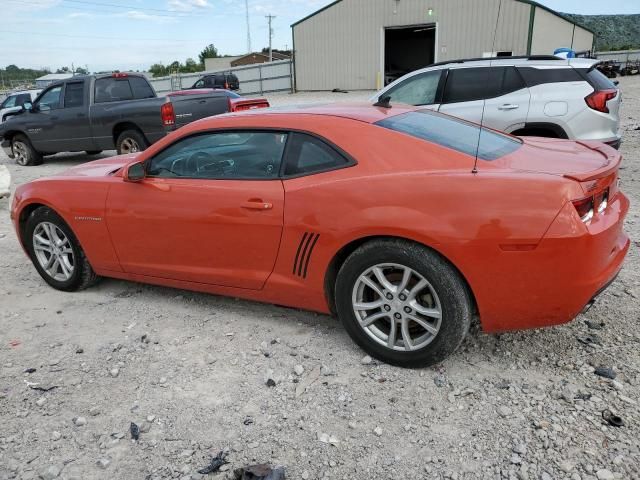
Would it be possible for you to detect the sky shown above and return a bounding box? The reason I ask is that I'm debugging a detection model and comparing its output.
[1,0,638,73]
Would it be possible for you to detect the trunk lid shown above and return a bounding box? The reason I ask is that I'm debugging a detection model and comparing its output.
[167,91,229,128]
[495,137,620,180]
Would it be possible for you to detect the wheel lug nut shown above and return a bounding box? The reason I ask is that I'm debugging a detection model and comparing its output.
[386,293,393,300]
[404,306,411,314]
[384,305,391,311]
[399,294,406,301]
[394,313,401,320]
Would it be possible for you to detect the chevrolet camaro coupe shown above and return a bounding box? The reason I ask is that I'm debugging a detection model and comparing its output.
[11,103,630,367]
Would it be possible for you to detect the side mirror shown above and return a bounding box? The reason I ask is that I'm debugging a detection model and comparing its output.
[22,102,33,112]
[124,161,145,182]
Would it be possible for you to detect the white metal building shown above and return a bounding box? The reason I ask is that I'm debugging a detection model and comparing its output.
[291,0,595,91]
[35,73,74,88]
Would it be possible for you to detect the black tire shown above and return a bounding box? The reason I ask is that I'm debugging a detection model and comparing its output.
[24,207,99,291]
[335,239,473,368]
[12,134,43,166]
[116,129,148,155]
[85,150,103,155]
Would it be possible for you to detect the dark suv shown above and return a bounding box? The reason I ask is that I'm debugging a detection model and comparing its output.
[190,73,240,91]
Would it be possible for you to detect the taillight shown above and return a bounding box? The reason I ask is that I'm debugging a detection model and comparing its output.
[224,82,229,89]
[572,187,610,224]
[572,197,594,224]
[112,72,128,78]
[585,89,617,113]
[161,102,175,127]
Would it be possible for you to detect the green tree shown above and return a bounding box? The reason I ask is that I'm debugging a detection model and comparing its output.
[198,44,219,65]
[75,66,89,75]
[149,63,168,78]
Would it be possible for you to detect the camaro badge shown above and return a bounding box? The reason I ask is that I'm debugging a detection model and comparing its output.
[74,216,102,222]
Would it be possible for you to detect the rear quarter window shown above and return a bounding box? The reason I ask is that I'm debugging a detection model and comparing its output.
[580,68,617,90]
[376,110,521,161]
[517,67,583,87]
[129,76,155,99]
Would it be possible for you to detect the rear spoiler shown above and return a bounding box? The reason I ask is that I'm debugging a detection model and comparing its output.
[563,141,622,182]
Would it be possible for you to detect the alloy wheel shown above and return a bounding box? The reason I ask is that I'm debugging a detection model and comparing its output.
[13,141,29,166]
[32,222,75,281]
[351,263,442,351]
[120,138,140,154]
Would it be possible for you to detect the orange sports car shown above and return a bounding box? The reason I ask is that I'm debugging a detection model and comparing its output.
[10,104,630,367]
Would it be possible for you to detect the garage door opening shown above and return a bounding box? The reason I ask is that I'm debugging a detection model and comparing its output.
[384,24,436,86]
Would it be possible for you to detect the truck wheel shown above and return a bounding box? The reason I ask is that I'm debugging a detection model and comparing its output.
[12,134,43,166]
[85,150,103,155]
[116,130,148,155]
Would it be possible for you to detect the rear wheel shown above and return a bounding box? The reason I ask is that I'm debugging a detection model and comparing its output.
[116,129,148,155]
[12,134,42,166]
[335,239,473,368]
[24,207,99,291]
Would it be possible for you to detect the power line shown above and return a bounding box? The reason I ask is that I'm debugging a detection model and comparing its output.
[62,0,191,14]
[0,29,206,43]
[4,0,192,18]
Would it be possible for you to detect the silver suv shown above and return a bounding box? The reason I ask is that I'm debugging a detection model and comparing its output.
[372,56,621,148]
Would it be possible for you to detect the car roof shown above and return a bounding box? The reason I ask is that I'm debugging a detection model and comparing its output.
[411,55,599,71]
[228,102,420,124]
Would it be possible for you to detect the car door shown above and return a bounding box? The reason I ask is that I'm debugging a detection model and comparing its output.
[438,67,492,124]
[377,69,444,110]
[105,130,288,290]
[482,66,530,133]
[49,80,96,151]
[23,84,64,152]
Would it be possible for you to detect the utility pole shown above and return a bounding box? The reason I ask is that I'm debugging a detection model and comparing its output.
[265,14,275,62]
[245,0,252,53]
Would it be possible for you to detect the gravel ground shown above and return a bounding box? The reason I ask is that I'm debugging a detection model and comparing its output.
[0,80,639,480]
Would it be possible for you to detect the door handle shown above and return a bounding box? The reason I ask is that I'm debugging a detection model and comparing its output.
[241,199,273,210]
[499,104,519,110]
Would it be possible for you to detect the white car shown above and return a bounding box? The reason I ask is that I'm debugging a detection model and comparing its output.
[0,89,41,123]
[371,56,621,149]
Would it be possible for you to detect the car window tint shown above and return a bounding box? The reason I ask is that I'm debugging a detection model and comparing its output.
[443,67,494,103]
[37,86,62,110]
[63,82,85,108]
[147,131,288,180]
[376,110,521,161]
[194,79,205,88]
[385,70,441,105]
[583,68,617,90]
[1,95,17,108]
[94,78,133,103]
[517,67,582,87]
[284,133,350,176]
[16,94,32,106]
[129,76,155,99]
[499,66,526,95]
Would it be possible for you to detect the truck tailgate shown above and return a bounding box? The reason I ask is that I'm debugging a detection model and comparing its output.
[170,94,229,128]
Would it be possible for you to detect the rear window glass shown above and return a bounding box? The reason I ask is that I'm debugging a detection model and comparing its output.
[376,110,521,161]
[517,67,582,87]
[443,68,495,103]
[584,68,617,90]
[94,77,133,103]
[129,76,155,99]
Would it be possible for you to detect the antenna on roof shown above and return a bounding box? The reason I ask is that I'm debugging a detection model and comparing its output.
[373,95,392,108]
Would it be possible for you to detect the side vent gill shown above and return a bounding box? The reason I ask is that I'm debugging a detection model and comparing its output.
[293,232,320,279]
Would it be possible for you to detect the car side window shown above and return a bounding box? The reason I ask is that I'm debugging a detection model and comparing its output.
[147,131,288,180]
[442,68,494,103]
[1,95,17,108]
[16,94,32,106]
[385,70,442,106]
[194,79,205,88]
[284,132,352,176]
[94,78,133,103]
[498,66,526,95]
[63,82,85,108]
[129,77,155,99]
[36,86,63,111]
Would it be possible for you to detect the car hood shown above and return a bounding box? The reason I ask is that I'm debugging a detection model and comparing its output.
[494,137,612,177]
[57,154,140,177]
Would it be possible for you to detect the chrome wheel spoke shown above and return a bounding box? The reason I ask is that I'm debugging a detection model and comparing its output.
[401,319,414,351]
[32,221,74,282]
[360,311,390,327]
[361,276,385,299]
[406,314,439,336]
[397,267,412,294]
[407,279,428,301]
[411,302,442,319]
[387,318,397,348]
[354,299,384,311]
[372,266,396,293]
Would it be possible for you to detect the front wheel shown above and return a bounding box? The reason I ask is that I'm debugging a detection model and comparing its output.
[335,239,473,368]
[24,207,99,291]
[12,134,42,166]
[116,130,148,155]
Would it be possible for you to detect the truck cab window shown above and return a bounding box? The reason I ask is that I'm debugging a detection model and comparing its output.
[129,77,155,99]
[64,82,85,108]
[36,86,63,111]
[94,78,133,103]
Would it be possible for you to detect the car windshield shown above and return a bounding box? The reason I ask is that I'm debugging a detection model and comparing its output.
[375,109,522,161]
[0,95,18,109]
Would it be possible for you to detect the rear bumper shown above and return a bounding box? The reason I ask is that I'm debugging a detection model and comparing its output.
[1,139,14,158]
[476,191,630,333]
